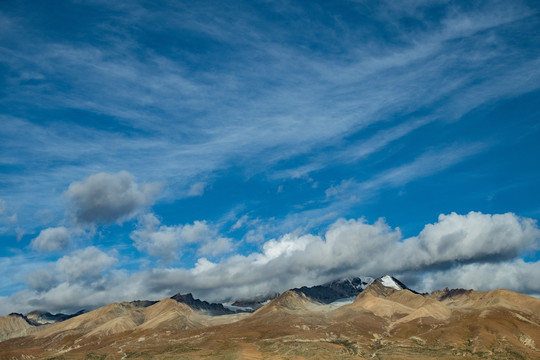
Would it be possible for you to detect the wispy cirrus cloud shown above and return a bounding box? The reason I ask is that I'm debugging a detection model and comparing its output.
[1,0,536,204]
[326,143,488,201]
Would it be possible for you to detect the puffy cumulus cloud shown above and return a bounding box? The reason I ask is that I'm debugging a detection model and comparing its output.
[395,212,540,270]
[30,226,70,252]
[198,236,234,257]
[417,260,540,296]
[255,233,314,264]
[26,246,117,293]
[130,214,182,261]
[4,271,149,315]
[1,248,140,314]
[65,171,160,226]
[26,267,58,292]
[130,214,233,261]
[56,247,117,283]
[192,257,217,274]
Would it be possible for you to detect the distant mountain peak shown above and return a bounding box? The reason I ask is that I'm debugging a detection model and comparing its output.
[253,290,318,316]
[380,275,405,290]
[171,293,196,303]
[170,293,234,316]
[361,275,416,298]
[229,292,279,312]
[292,276,373,304]
[19,310,86,327]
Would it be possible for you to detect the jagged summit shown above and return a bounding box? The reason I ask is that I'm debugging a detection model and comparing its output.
[129,299,158,308]
[25,310,85,326]
[229,276,373,312]
[359,275,415,298]
[254,290,321,316]
[170,293,234,315]
[380,275,405,290]
[429,287,474,301]
[230,292,279,311]
[292,276,373,304]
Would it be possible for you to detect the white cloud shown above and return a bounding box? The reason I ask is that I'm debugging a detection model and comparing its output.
[255,233,314,265]
[324,144,488,207]
[180,221,214,243]
[229,215,275,244]
[30,226,70,252]
[130,214,183,261]
[368,144,486,191]
[25,246,117,296]
[198,236,233,257]
[130,214,233,261]
[418,260,540,296]
[231,214,249,230]
[192,257,217,274]
[187,182,207,196]
[56,247,117,283]
[15,227,24,241]
[26,267,58,293]
[275,117,434,180]
[397,212,539,269]
[65,171,160,225]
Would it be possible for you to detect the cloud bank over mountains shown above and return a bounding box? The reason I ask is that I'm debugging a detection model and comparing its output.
[1,195,538,314]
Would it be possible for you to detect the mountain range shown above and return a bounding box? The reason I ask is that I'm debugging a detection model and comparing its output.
[1,275,540,359]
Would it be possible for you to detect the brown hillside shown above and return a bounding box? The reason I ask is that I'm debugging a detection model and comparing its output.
[0,314,38,342]
[1,282,540,359]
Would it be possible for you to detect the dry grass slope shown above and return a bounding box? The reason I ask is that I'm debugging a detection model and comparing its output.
[1,285,540,359]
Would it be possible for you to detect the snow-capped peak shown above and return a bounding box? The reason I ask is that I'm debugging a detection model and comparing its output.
[380,275,402,290]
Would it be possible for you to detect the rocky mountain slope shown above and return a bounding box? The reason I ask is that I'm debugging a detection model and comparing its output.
[24,310,86,326]
[293,276,373,304]
[0,314,36,342]
[228,276,372,311]
[170,293,235,315]
[229,292,279,311]
[1,275,540,359]
[0,309,86,342]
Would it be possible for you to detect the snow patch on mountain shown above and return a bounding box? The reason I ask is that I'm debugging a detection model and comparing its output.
[381,275,403,290]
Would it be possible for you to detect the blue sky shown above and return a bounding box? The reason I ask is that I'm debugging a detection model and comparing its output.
[1,0,540,314]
